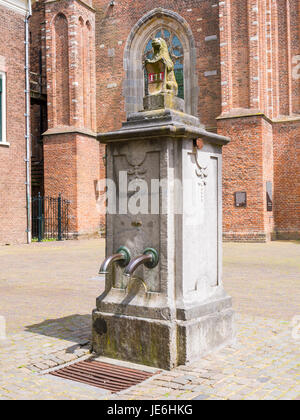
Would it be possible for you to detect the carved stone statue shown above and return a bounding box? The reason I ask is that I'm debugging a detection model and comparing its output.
[144,38,178,96]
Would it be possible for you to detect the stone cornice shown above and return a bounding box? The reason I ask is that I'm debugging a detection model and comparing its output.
[43,126,97,138]
[216,109,266,121]
[271,115,300,124]
[217,110,300,125]
[0,0,29,15]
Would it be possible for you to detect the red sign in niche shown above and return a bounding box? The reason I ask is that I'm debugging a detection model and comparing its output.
[148,72,165,83]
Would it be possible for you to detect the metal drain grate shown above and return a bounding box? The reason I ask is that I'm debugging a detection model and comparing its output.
[50,360,157,393]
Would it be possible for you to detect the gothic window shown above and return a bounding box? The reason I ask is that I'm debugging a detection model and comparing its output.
[143,29,184,99]
[54,14,70,126]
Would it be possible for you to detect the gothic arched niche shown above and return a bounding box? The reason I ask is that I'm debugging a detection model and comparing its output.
[54,13,70,126]
[124,9,198,116]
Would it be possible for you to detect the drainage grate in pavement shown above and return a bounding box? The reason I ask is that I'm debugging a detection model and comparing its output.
[50,359,158,393]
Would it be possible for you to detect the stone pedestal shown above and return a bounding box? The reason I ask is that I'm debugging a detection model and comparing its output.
[143,92,184,112]
[93,107,236,370]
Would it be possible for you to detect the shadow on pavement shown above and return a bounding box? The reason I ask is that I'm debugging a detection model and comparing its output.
[25,314,92,350]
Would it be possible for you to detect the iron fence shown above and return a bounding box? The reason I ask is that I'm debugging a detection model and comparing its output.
[32,194,70,241]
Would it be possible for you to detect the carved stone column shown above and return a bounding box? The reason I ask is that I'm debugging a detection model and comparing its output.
[93,95,235,369]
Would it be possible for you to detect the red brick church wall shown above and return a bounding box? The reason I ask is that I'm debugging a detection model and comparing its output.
[41,0,101,237]
[273,120,300,240]
[28,0,300,241]
[0,5,27,245]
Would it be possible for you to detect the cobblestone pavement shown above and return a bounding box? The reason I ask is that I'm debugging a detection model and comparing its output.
[223,241,300,320]
[0,239,299,400]
[0,239,105,334]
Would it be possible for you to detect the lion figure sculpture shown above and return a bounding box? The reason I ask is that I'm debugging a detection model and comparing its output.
[144,38,178,96]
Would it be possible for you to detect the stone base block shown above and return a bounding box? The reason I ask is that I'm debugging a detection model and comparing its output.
[143,93,184,112]
[92,306,236,370]
[92,311,177,370]
[177,308,236,366]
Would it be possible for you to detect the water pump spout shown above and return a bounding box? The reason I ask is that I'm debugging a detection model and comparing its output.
[99,246,131,275]
[124,248,159,278]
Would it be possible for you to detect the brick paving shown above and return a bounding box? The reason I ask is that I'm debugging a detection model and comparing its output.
[0,239,105,334]
[0,239,299,400]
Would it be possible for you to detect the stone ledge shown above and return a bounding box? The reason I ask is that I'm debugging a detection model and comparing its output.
[95,299,172,321]
[43,126,97,139]
[0,142,10,148]
[176,296,233,321]
[0,0,29,15]
[98,109,230,145]
[217,109,300,125]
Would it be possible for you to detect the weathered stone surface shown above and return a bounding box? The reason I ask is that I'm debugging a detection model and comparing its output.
[94,108,235,369]
[92,311,177,370]
[143,93,184,112]
[177,308,236,366]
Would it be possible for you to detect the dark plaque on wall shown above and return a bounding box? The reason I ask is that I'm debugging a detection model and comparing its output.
[266,181,273,212]
[234,192,247,208]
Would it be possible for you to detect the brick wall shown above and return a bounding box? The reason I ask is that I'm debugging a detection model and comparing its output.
[30,1,47,197]
[42,0,100,236]
[95,0,222,131]
[262,117,275,239]
[218,115,267,242]
[44,0,96,131]
[0,5,27,245]
[27,0,300,241]
[92,0,300,241]
[218,114,276,242]
[43,132,101,236]
[273,119,300,239]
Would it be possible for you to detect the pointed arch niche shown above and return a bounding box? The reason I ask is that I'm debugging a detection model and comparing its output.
[54,13,70,126]
[123,8,198,116]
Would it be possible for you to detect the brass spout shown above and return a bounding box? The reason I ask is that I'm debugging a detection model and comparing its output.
[99,246,131,275]
[124,248,159,278]
[99,253,125,274]
[124,254,153,278]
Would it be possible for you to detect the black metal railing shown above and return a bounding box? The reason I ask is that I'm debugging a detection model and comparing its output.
[32,194,70,241]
